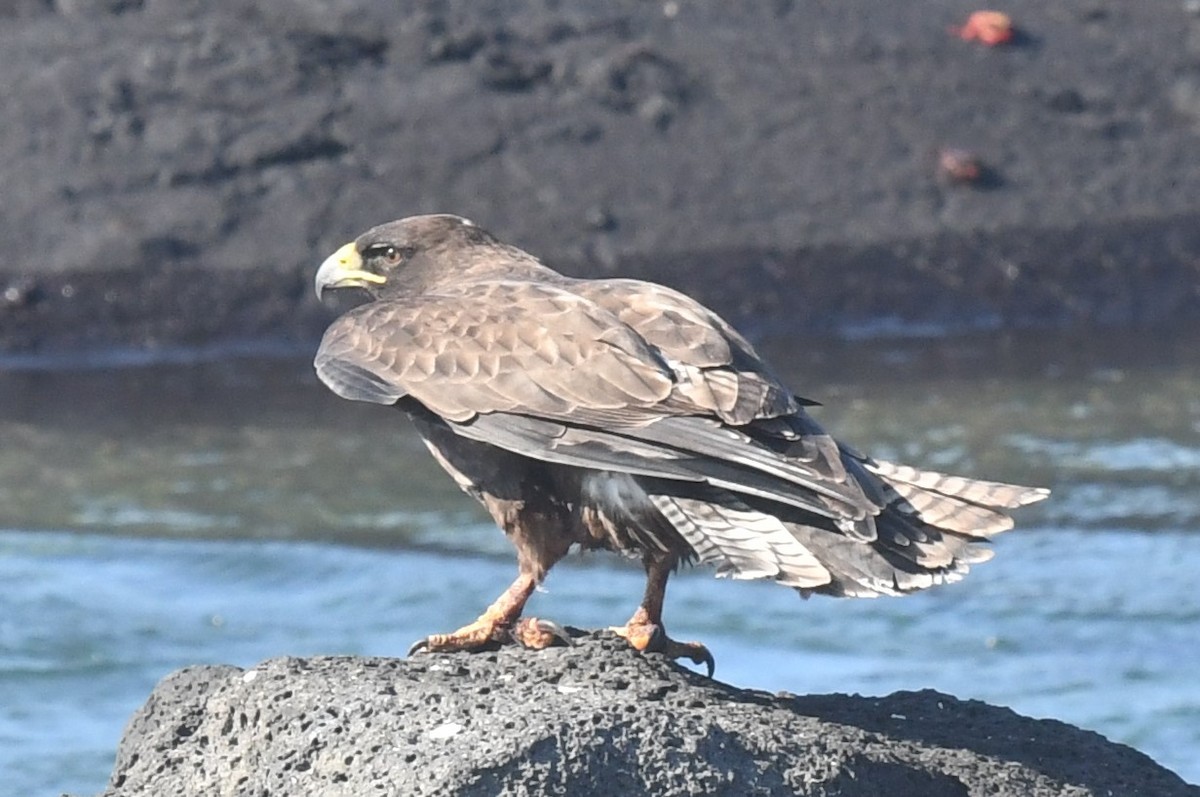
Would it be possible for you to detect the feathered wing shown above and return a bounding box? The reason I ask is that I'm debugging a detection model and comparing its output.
[315,280,679,423]
[315,276,1047,598]
[315,280,882,519]
[567,279,798,424]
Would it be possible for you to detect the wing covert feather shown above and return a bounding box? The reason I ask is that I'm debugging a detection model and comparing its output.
[569,279,797,423]
[315,281,676,422]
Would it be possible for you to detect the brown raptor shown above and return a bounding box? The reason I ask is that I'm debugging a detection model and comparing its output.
[313,214,1048,675]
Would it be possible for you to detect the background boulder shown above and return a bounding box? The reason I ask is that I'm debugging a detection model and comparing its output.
[94,635,1199,797]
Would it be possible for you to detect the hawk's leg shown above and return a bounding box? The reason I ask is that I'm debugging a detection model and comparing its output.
[610,556,715,677]
[407,571,570,655]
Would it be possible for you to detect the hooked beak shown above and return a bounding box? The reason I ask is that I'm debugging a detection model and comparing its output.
[314,242,387,300]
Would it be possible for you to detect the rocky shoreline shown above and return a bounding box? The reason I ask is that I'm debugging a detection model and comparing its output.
[87,635,1198,797]
[10,4,1200,791]
[4,1,1200,357]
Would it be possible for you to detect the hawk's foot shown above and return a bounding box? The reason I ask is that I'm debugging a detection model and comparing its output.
[512,617,573,649]
[408,616,571,656]
[609,621,715,677]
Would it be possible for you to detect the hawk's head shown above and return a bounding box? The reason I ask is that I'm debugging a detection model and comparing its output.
[314,214,494,300]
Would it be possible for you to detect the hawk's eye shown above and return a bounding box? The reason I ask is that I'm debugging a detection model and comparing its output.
[367,244,407,267]
[381,246,402,265]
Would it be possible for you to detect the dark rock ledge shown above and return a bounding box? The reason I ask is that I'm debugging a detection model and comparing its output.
[88,634,1197,797]
[7,1,1200,358]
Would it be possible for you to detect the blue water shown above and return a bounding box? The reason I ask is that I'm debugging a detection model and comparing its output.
[2,345,1199,795]
[2,528,1197,796]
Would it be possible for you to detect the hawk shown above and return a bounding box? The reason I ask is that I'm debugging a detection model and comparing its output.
[313,214,1048,675]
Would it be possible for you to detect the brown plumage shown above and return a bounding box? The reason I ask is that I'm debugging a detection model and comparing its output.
[314,214,1048,674]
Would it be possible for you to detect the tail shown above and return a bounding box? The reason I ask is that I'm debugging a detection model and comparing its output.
[646,456,1048,599]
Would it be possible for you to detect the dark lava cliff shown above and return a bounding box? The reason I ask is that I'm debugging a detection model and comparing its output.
[3,1,1199,355]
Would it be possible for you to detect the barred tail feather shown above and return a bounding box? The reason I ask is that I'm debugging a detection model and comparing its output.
[867,459,1049,510]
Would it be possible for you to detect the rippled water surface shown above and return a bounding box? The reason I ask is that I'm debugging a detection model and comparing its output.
[2,332,1199,795]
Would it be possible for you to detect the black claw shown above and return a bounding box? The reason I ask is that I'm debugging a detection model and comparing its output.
[534,618,574,647]
[407,638,430,657]
[697,648,716,679]
[646,623,668,651]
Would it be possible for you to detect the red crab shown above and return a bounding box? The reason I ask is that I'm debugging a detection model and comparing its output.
[950,11,1015,46]
[937,148,984,184]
